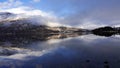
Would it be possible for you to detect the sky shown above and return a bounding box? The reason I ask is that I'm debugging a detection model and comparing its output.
[0,0,120,29]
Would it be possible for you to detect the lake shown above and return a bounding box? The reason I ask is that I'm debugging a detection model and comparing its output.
[0,33,120,68]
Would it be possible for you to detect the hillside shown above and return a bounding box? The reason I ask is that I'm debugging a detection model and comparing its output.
[0,12,88,36]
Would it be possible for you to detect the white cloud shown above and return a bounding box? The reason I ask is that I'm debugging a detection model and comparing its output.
[0,6,49,16]
[0,6,63,27]
[0,0,23,9]
[32,0,40,3]
[77,20,106,29]
[79,34,107,43]
[7,50,50,60]
[0,46,53,60]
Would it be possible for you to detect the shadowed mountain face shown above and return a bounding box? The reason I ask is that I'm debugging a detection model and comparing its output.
[0,12,15,20]
[0,12,84,34]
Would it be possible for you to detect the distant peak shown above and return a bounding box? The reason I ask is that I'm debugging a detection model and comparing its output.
[0,12,13,15]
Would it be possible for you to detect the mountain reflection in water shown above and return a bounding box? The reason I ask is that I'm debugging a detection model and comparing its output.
[0,32,120,68]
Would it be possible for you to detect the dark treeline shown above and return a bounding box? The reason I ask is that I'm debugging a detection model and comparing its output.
[92,26,120,37]
[0,23,56,34]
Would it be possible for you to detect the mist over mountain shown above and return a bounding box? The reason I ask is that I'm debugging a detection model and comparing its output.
[0,12,16,21]
[0,11,59,27]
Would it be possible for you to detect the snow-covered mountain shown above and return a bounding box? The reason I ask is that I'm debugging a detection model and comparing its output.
[0,12,89,37]
[0,12,17,21]
[0,12,37,27]
[0,12,50,27]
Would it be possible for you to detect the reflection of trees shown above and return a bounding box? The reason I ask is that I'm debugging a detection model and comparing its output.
[0,30,89,56]
[0,32,88,46]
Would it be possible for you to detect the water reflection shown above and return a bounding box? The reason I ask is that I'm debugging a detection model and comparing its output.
[92,31,120,37]
[0,32,120,68]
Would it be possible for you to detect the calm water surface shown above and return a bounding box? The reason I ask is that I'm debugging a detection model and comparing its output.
[0,34,120,68]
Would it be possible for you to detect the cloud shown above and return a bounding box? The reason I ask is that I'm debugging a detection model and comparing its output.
[0,0,23,9]
[0,6,63,27]
[32,0,40,3]
[54,0,120,29]
[0,0,71,27]
[0,0,120,29]
[36,0,120,28]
